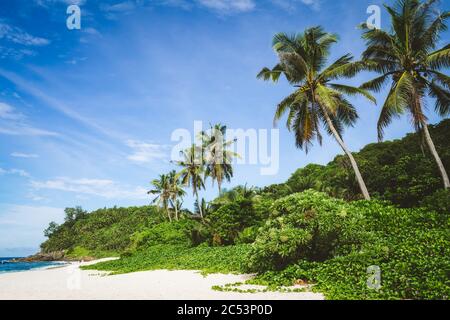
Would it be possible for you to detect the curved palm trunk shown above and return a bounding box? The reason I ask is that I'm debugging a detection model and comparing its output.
[321,108,371,200]
[423,124,450,189]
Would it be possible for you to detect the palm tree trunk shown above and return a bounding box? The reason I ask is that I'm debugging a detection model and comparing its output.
[195,192,204,219]
[164,202,172,222]
[174,202,179,221]
[321,109,371,200]
[422,124,450,189]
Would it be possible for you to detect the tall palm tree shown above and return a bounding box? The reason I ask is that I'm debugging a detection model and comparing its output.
[258,26,375,200]
[360,0,450,189]
[174,144,206,219]
[168,170,186,221]
[148,174,172,221]
[201,123,238,194]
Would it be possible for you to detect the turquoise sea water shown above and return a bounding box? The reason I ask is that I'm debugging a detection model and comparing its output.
[0,257,66,274]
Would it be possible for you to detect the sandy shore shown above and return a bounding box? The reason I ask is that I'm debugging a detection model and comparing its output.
[0,258,324,300]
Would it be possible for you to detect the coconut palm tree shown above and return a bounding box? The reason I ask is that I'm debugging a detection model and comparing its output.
[168,170,186,221]
[174,144,206,219]
[258,26,375,200]
[360,0,450,189]
[194,198,211,218]
[201,123,238,194]
[148,174,172,221]
[170,199,184,221]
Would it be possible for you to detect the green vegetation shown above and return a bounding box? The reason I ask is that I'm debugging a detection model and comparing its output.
[264,119,450,208]
[41,205,162,255]
[40,0,449,300]
[81,244,250,275]
[245,191,449,300]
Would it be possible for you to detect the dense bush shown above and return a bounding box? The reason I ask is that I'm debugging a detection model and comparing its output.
[128,219,204,251]
[421,189,450,214]
[207,199,260,245]
[248,192,450,299]
[246,190,368,271]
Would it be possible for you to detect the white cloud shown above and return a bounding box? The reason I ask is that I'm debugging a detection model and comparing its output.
[30,177,149,200]
[126,139,168,163]
[11,152,39,158]
[0,125,59,136]
[0,102,59,137]
[0,22,50,46]
[196,0,255,12]
[34,0,86,7]
[0,102,22,120]
[0,167,31,177]
[101,1,137,12]
[99,0,255,16]
[271,0,320,11]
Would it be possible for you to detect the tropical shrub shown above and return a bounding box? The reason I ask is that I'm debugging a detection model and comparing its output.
[207,199,259,245]
[246,190,368,272]
[236,226,261,244]
[128,219,203,251]
[421,189,450,214]
[249,196,450,299]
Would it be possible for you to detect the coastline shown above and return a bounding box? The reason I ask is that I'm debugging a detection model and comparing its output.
[0,258,324,300]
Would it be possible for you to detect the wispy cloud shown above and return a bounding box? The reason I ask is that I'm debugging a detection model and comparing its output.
[126,139,169,163]
[271,0,320,11]
[0,101,59,137]
[31,177,149,200]
[196,0,255,12]
[11,152,39,158]
[34,0,86,7]
[100,0,140,19]
[0,102,23,120]
[0,69,122,141]
[99,0,255,17]
[0,167,31,177]
[0,22,50,46]
[0,125,59,136]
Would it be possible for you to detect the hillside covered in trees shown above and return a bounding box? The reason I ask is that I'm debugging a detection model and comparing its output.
[40,119,450,300]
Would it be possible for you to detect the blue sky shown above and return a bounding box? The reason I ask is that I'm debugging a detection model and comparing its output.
[0,0,448,256]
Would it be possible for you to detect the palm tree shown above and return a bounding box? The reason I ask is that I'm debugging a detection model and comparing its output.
[168,170,186,221]
[201,123,238,194]
[194,198,211,218]
[360,0,450,189]
[258,26,375,200]
[174,144,206,219]
[170,199,184,221]
[148,174,172,221]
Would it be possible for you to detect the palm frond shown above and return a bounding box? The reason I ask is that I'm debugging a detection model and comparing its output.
[429,80,450,116]
[329,83,376,103]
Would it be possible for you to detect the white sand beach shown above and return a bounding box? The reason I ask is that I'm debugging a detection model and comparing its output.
[0,259,324,300]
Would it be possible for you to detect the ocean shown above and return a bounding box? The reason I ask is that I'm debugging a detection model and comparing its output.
[0,257,67,274]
